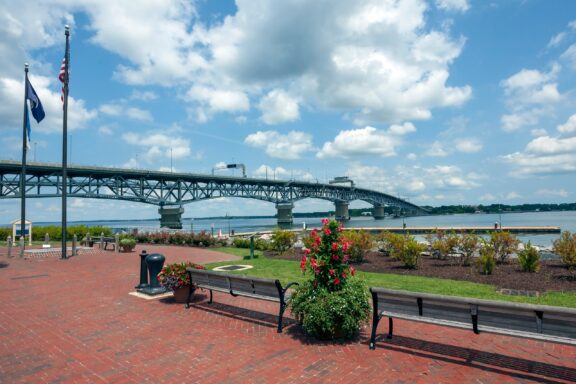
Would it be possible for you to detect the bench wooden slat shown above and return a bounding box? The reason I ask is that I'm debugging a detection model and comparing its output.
[369,287,576,350]
[186,268,298,333]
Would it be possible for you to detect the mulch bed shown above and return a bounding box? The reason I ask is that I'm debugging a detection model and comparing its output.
[264,250,576,294]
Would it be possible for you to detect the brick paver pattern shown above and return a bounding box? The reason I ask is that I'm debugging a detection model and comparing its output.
[0,244,575,383]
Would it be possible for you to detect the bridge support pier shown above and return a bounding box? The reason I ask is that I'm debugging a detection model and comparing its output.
[373,205,385,220]
[276,203,294,226]
[335,200,350,221]
[159,206,184,229]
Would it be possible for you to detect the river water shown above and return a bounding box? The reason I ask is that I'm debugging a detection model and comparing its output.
[10,210,575,248]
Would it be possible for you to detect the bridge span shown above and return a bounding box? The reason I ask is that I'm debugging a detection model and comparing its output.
[0,160,427,228]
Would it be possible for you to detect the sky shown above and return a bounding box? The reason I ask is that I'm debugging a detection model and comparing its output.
[1,0,576,223]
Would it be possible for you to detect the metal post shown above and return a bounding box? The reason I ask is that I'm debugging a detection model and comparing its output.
[115,233,120,253]
[19,236,24,258]
[7,236,12,258]
[135,250,149,289]
[61,25,70,260]
[250,235,255,260]
[21,64,29,253]
[72,234,77,256]
[100,232,104,249]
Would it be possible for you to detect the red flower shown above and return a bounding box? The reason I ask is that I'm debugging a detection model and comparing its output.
[342,241,350,251]
[350,266,356,276]
[321,218,329,225]
[337,225,343,232]
[343,254,350,262]
[315,236,322,245]
[331,242,338,251]
[323,228,331,235]
[311,259,318,269]
[342,270,348,278]
[329,269,335,276]
[334,278,341,285]
[311,229,317,237]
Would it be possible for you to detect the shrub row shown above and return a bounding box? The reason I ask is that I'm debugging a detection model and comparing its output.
[134,231,225,247]
[0,225,113,242]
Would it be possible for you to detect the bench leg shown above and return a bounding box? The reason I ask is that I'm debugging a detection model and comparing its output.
[387,317,393,339]
[208,289,213,304]
[185,286,196,308]
[369,315,381,350]
[277,302,286,333]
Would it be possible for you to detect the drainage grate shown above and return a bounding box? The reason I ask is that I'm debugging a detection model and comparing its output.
[212,265,254,272]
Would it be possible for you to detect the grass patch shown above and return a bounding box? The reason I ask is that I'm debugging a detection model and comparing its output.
[209,248,576,308]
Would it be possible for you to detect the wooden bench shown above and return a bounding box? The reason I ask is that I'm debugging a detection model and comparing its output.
[186,268,298,333]
[369,287,576,350]
[93,236,116,250]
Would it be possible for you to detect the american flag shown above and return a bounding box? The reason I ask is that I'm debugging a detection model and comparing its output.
[59,57,66,104]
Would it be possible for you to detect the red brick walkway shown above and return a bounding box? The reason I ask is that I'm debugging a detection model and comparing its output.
[0,246,575,383]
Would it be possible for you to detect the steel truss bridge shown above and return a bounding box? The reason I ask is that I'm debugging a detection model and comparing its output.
[0,160,427,228]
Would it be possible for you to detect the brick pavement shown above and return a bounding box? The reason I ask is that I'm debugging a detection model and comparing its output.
[0,245,575,383]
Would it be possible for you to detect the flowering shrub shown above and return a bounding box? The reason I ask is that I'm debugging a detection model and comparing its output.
[553,231,576,269]
[342,230,373,263]
[271,228,297,254]
[299,219,356,291]
[517,241,540,273]
[289,219,370,339]
[477,242,496,275]
[157,261,205,291]
[490,231,520,264]
[135,231,217,247]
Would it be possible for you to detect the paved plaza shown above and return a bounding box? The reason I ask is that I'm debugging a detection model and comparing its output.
[0,245,575,383]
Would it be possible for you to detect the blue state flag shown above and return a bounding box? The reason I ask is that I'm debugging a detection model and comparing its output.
[26,77,45,123]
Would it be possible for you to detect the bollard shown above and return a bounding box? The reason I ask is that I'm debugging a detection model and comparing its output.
[72,234,77,256]
[100,232,104,249]
[87,232,92,247]
[19,236,24,258]
[135,250,149,289]
[115,233,120,253]
[7,236,12,258]
[250,235,255,260]
[138,253,168,295]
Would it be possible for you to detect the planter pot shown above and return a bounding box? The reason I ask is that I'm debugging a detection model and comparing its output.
[173,286,191,303]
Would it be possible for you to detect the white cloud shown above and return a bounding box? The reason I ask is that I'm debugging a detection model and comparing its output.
[547,32,566,48]
[499,65,562,131]
[536,189,570,198]
[480,193,496,202]
[258,89,300,125]
[130,90,157,101]
[252,165,314,181]
[502,113,576,176]
[505,192,521,200]
[317,124,415,159]
[185,85,249,122]
[245,130,313,160]
[0,1,472,125]
[435,0,469,12]
[99,103,153,122]
[203,0,471,124]
[530,128,548,137]
[454,138,482,153]
[425,141,448,157]
[558,114,576,135]
[122,131,191,162]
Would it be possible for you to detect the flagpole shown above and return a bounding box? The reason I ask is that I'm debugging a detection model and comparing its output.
[21,63,29,250]
[61,25,70,260]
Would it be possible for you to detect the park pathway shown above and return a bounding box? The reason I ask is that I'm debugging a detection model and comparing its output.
[0,245,575,383]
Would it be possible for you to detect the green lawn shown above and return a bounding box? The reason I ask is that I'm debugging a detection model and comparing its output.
[209,247,576,308]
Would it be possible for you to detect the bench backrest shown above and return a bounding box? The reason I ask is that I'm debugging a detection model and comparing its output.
[371,287,576,339]
[188,268,281,298]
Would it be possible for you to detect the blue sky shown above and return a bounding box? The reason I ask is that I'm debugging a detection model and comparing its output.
[1,0,576,223]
